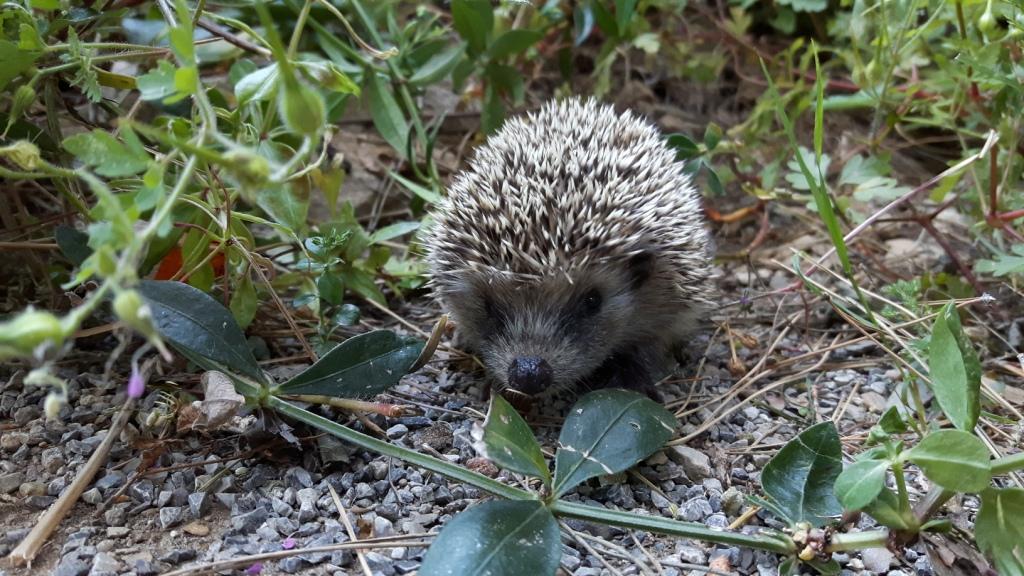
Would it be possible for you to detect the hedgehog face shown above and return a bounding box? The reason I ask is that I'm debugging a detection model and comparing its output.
[442,254,656,397]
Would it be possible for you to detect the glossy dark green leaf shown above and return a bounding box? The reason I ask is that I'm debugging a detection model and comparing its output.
[928,301,981,431]
[138,280,264,383]
[834,459,888,511]
[488,29,542,60]
[277,330,424,397]
[451,0,493,57]
[760,421,843,527]
[473,395,550,485]
[330,303,360,327]
[55,225,92,266]
[976,488,1024,576]
[363,70,410,157]
[552,389,676,497]
[665,133,700,160]
[705,164,723,196]
[906,430,991,493]
[317,272,344,306]
[418,500,560,576]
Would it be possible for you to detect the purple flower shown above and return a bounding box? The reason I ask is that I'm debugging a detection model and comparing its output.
[127,369,145,399]
[282,537,296,550]
[245,562,263,575]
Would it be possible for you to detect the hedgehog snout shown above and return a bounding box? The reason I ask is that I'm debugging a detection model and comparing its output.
[507,356,554,395]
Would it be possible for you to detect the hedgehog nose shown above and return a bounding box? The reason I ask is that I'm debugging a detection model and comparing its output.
[507,356,553,395]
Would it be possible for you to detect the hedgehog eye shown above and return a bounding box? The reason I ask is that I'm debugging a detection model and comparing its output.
[581,289,602,315]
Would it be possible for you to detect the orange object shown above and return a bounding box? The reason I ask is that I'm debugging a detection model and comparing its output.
[153,245,226,281]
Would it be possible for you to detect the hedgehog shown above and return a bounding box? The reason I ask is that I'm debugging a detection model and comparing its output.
[423,98,713,398]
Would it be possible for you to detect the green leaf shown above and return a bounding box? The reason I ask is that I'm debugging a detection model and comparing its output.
[472,395,550,485]
[976,488,1024,576]
[778,0,828,12]
[665,134,700,160]
[317,272,344,306]
[363,70,410,157]
[63,129,150,177]
[137,280,265,383]
[330,303,360,327]
[862,487,913,530]
[229,273,258,330]
[703,122,723,151]
[878,406,908,434]
[368,221,420,244]
[906,430,991,493]
[0,40,40,91]
[338,267,386,306]
[488,29,542,60]
[55,225,92,267]
[408,43,465,86]
[552,389,676,497]
[388,171,441,204]
[834,459,888,511]
[298,61,360,95]
[235,64,279,103]
[928,301,981,431]
[614,0,638,33]
[137,61,184,103]
[276,330,424,397]
[705,164,723,196]
[760,421,843,527]
[254,183,309,234]
[419,500,560,576]
[279,79,326,138]
[451,0,493,57]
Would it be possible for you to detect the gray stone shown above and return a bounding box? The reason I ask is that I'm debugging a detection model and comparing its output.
[13,405,40,425]
[278,557,308,573]
[668,446,712,481]
[94,471,125,493]
[386,424,409,439]
[89,551,121,575]
[650,490,671,509]
[103,504,127,527]
[54,556,90,576]
[676,545,707,564]
[26,495,55,509]
[232,507,269,533]
[81,488,103,505]
[373,515,395,537]
[105,527,129,538]
[129,479,155,503]
[159,549,197,564]
[42,447,65,473]
[0,472,24,494]
[681,497,713,522]
[188,492,209,518]
[284,466,313,489]
[158,506,185,529]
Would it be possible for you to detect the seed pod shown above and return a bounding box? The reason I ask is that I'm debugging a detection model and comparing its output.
[0,308,65,360]
[278,79,326,138]
[0,140,42,171]
[113,289,156,339]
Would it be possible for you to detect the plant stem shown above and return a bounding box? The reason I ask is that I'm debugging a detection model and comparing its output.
[267,397,799,555]
[826,529,890,552]
[892,461,911,517]
[992,451,1024,475]
[551,501,796,554]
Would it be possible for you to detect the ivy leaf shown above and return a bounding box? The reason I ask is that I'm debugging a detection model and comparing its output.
[928,301,981,431]
[552,389,676,497]
[419,500,560,576]
[906,430,991,493]
[63,129,150,177]
[760,421,843,527]
[472,394,550,486]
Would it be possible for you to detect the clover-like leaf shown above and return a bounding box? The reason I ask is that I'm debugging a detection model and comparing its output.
[976,488,1024,576]
[552,389,676,497]
[760,421,843,527]
[928,301,981,432]
[906,430,991,493]
[419,500,560,576]
[63,129,150,177]
[277,330,424,398]
[472,395,550,486]
[834,459,888,511]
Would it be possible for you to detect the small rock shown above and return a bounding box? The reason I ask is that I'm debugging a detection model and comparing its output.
[42,447,65,473]
[676,545,707,564]
[188,492,209,518]
[650,490,671,510]
[681,497,713,522]
[373,515,395,537]
[81,489,103,505]
[862,547,894,572]
[386,424,409,439]
[232,507,268,533]
[0,472,24,494]
[159,549,197,564]
[26,495,55,509]
[54,555,90,576]
[285,466,313,489]
[668,446,712,481]
[721,487,745,516]
[158,506,185,529]
[0,432,28,451]
[103,505,127,527]
[129,479,155,503]
[89,551,121,575]
[105,527,130,538]
[13,405,40,425]
[861,391,888,413]
[19,481,46,496]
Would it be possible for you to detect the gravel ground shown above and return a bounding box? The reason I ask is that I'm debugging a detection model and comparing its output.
[0,296,964,576]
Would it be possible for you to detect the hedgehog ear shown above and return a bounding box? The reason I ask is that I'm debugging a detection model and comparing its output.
[627,251,654,288]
